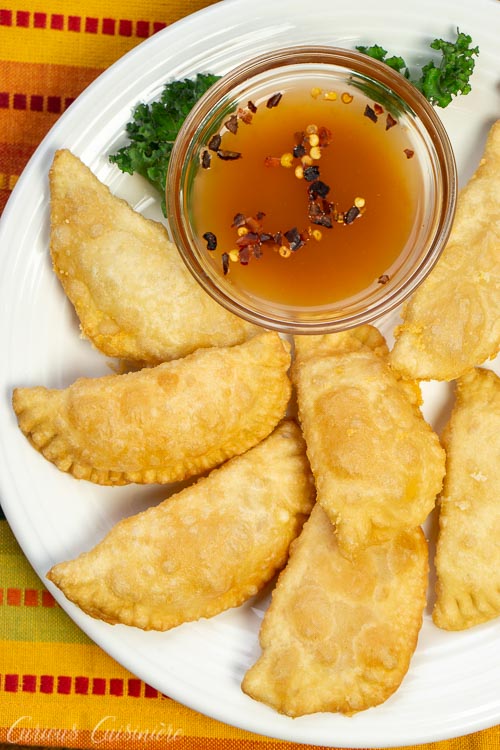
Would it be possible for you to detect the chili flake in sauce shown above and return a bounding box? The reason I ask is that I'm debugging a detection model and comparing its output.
[192,82,419,307]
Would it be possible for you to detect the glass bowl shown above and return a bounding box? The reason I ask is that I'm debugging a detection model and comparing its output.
[166,46,457,333]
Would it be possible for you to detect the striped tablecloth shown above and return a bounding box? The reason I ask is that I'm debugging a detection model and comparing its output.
[1,2,499,748]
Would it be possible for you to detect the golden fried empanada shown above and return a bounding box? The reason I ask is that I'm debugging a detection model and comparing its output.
[433,367,500,630]
[390,120,500,381]
[292,324,389,360]
[47,420,315,631]
[50,149,257,364]
[13,331,291,485]
[292,328,445,557]
[242,505,428,716]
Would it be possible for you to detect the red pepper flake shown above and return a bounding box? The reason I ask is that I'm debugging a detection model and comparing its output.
[364,104,378,123]
[231,212,246,228]
[222,252,230,275]
[308,180,330,199]
[208,133,222,151]
[284,227,305,251]
[228,214,270,265]
[318,126,332,147]
[238,245,251,265]
[266,92,282,109]
[259,232,273,243]
[247,100,257,113]
[240,236,265,264]
[232,212,266,233]
[236,107,253,124]
[308,199,333,228]
[236,231,260,247]
[293,143,307,158]
[201,150,211,169]
[264,155,281,167]
[386,113,397,130]
[202,231,217,250]
[378,273,390,284]
[216,149,242,161]
[404,148,414,159]
[246,214,264,232]
[303,165,320,182]
[224,114,238,134]
[344,206,361,224]
[374,103,384,115]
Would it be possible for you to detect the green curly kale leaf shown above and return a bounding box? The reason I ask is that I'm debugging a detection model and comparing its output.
[109,73,220,202]
[355,44,410,79]
[357,29,479,108]
[416,32,479,107]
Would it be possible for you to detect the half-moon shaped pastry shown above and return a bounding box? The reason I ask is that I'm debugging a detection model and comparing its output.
[433,367,500,630]
[292,327,445,557]
[13,331,291,485]
[49,149,257,364]
[242,504,428,716]
[47,420,315,631]
[390,120,500,381]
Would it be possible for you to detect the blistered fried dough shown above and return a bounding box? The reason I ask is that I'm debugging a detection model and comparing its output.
[433,368,500,630]
[292,329,445,557]
[13,332,291,485]
[47,421,315,631]
[292,324,389,360]
[390,120,500,381]
[49,149,257,364]
[242,505,428,716]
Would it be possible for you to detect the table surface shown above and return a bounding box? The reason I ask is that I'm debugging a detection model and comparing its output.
[1,1,499,749]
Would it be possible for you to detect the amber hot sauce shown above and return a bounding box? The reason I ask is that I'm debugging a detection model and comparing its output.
[192,84,420,308]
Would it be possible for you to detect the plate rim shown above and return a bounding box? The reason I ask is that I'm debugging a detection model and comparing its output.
[1,0,499,745]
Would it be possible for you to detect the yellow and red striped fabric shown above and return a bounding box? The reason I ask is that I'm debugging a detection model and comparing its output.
[0,0,220,213]
[2,516,500,750]
[1,2,500,749]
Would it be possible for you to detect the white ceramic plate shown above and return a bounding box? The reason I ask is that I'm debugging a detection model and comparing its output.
[0,0,499,745]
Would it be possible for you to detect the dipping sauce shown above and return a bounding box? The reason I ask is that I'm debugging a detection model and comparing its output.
[191,83,421,308]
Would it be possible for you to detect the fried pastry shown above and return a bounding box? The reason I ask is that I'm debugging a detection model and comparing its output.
[49,149,257,364]
[242,504,428,716]
[47,420,315,631]
[390,120,500,381]
[13,331,291,485]
[433,367,500,630]
[292,328,445,557]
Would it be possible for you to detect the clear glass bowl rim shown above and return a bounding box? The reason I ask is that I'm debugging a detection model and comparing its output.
[166,44,457,334]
